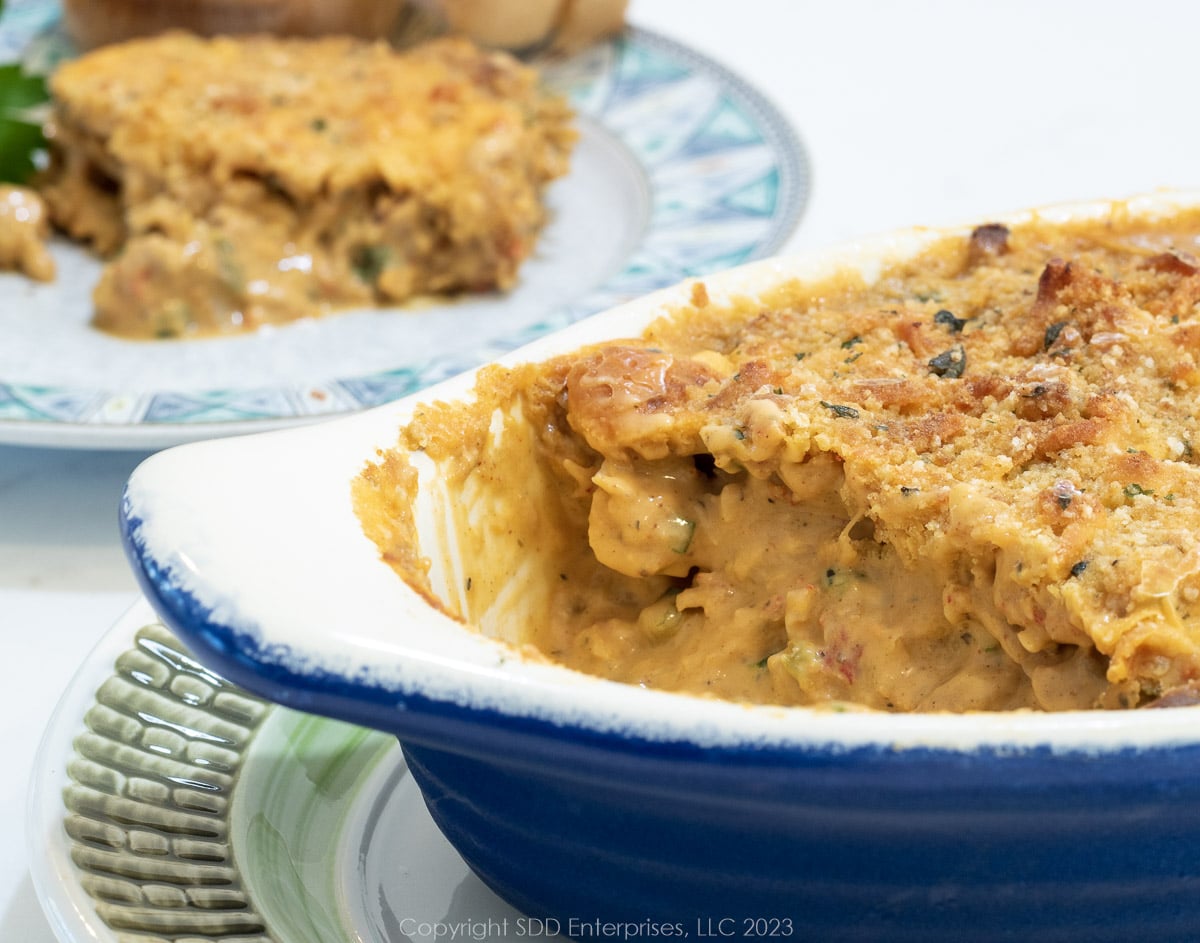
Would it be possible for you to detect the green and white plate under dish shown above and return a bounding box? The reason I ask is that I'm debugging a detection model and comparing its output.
[29,599,544,942]
[0,0,808,449]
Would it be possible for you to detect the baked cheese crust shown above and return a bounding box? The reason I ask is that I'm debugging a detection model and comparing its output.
[360,202,1200,712]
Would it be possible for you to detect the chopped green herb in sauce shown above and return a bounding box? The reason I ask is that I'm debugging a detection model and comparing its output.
[820,401,860,419]
[1044,320,1069,349]
[934,308,966,333]
[928,344,967,379]
[351,243,391,284]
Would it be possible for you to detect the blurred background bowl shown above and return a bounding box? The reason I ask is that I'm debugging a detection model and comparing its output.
[60,0,629,52]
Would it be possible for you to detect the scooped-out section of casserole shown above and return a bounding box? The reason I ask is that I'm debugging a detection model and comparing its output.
[356,203,1200,712]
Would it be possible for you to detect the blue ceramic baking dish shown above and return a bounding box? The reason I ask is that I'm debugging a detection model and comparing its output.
[122,193,1200,942]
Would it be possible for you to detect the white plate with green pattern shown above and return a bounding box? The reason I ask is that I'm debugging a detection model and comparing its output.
[29,599,546,942]
[0,0,808,449]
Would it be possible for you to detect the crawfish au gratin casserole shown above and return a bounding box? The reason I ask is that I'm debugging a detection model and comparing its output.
[36,32,574,339]
[356,203,1200,713]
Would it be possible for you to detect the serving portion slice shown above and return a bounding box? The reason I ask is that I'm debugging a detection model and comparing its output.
[39,32,576,338]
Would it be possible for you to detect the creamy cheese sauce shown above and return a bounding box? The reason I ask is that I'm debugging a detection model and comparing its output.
[550,453,1038,709]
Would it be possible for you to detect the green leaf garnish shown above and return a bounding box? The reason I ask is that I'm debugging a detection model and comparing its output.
[0,62,49,184]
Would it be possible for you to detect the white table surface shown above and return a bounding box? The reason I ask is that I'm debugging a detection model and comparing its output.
[5,1,1200,938]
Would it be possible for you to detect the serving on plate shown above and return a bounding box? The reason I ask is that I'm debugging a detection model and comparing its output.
[0,1,808,447]
[118,191,1200,941]
[36,31,576,340]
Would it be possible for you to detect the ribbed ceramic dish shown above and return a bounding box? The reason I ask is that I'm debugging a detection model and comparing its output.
[121,191,1200,942]
[29,600,539,943]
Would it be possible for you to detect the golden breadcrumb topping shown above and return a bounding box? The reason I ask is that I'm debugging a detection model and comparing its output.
[361,203,1200,712]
